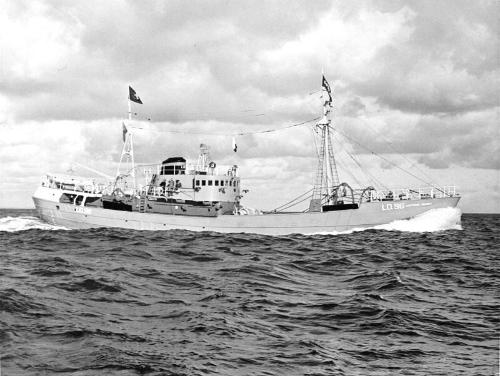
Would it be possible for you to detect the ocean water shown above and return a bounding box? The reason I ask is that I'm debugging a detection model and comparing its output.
[0,208,498,376]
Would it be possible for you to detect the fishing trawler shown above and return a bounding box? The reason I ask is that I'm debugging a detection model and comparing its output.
[32,78,460,235]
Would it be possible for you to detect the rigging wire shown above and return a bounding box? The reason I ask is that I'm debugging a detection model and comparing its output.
[330,134,376,189]
[268,189,313,212]
[334,151,364,188]
[276,193,313,212]
[143,117,321,136]
[129,108,440,193]
[325,137,363,187]
[342,148,388,189]
[357,118,440,186]
[335,129,445,193]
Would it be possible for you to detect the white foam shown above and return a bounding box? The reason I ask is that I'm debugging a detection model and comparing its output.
[374,207,462,233]
[0,216,68,232]
[310,207,462,236]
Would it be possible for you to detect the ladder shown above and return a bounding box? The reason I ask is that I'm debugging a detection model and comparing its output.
[139,196,146,213]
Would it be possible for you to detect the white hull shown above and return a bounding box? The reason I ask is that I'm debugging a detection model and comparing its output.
[33,187,460,235]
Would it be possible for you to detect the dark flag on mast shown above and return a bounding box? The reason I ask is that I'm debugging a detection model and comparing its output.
[129,86,143,104]
[322,75,332,104]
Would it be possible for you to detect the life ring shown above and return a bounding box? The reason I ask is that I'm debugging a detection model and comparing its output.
[209,161,216,169]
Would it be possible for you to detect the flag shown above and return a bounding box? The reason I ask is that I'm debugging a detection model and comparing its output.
[129,86,143,104]
[232,137,237,152]
[322,75,332,104]
[122,122,128,142]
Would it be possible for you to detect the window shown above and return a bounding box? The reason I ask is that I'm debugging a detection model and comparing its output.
[215,180,219,186]
[202,180,206,186]
[195,180,200,186]
[208,180,213,186]
[229,181,232,186]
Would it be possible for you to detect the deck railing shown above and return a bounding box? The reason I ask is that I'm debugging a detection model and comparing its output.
[40,174,191,198]
[40,174,110,195]
[138,163,238,177]
[363,185,458,202]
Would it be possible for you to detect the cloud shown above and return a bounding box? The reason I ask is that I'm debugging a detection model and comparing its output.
[339,106,499,170]
[0,0,499,212]
[351,1,500,115]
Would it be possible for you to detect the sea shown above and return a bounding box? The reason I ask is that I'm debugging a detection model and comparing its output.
[0,208,498,376]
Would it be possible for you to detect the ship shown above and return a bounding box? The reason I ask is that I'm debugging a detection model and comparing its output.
[33,77,460,235]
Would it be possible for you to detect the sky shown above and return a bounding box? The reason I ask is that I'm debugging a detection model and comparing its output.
[0,0,499,212]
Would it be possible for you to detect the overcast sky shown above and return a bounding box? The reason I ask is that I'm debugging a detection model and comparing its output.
[1,0,498,212]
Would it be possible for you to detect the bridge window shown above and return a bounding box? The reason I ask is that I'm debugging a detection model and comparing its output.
[220,181,224,186]
[208,180,213,186]
[202,180,206,186]
[195,180,200,186]
[215,180,219,186]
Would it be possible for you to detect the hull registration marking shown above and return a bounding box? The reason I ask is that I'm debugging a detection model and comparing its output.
[381,202,405,211]
[75,207,92,215]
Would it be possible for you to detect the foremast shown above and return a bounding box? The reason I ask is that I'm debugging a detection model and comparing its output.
[115,86,142,192]
[309,76,340,212]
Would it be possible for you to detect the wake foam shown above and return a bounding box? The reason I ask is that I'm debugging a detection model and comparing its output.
[374,207,462,233]
[0,216,68,232]
[311,207,462,235]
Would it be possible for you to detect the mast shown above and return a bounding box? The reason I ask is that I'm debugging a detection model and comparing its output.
[309,76,340,212]
[116,87,137,191]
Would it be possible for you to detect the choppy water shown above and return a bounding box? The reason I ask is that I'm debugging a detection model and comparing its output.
[0,208,498,375]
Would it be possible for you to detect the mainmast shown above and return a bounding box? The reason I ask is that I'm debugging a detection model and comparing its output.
[309,76,340,212]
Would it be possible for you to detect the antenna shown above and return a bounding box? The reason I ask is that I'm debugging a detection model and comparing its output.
[197,144,211,171]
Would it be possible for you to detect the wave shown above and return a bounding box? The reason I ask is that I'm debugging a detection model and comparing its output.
[0,216,68,232]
